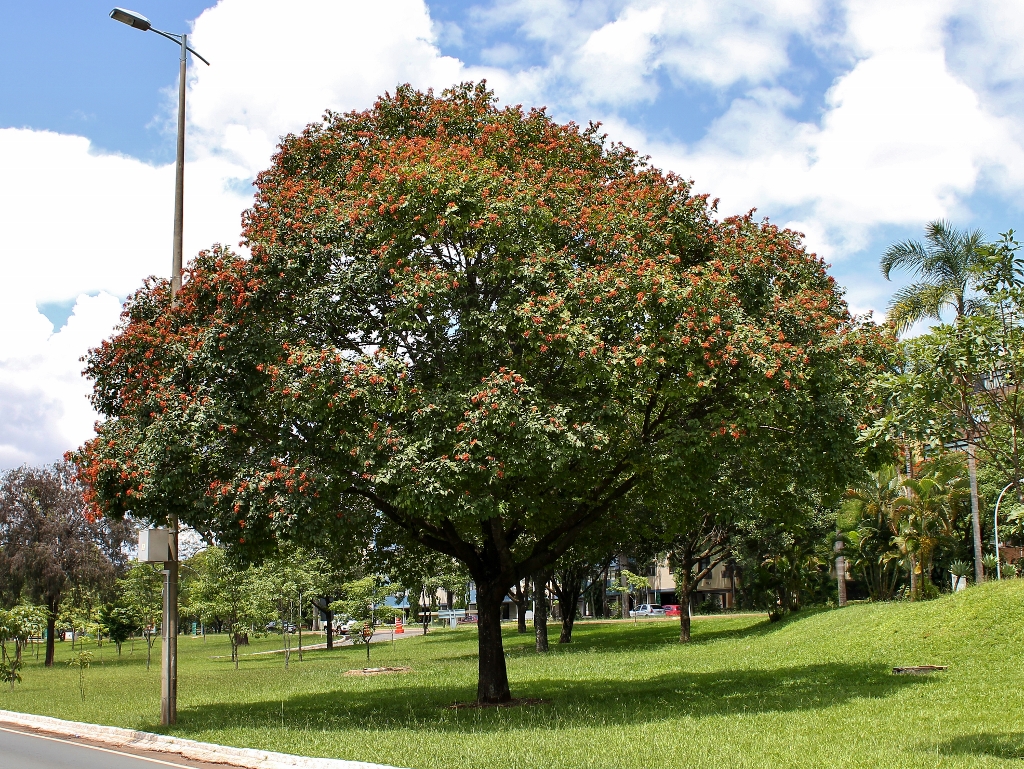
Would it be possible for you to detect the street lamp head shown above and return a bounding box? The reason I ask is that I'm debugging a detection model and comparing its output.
[109,7,152,31]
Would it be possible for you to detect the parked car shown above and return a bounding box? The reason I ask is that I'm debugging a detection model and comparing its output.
[629,603,665,617]
[265,621,297,633]
[337,619,361,635]
[663,604,681,617]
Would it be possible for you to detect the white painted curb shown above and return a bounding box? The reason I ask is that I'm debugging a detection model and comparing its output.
[0,709,405,769]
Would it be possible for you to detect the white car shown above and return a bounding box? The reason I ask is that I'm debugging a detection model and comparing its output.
[629,603,666,617]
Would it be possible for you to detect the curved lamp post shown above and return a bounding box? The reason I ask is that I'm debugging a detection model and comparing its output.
[993,481,1018,581]
[109,7,209,727]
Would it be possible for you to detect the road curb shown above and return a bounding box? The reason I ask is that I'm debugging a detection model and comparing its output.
[0,709,404,769]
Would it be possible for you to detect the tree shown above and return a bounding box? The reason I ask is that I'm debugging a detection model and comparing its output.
[99,603,139,656]
[329,575,402,663]
[0,606,40,689]
[252,546,329,667]
[117,562,163,667]
[73,83,881,703]
[736,509,831,621]
[0,463,132,666]
[183,547,272,668]
[881,220,988,334]
[619,568,651,621]
[867,232,1024,582]
[508,577,530,634]
[842,466,905,600]
[550,552,595,643]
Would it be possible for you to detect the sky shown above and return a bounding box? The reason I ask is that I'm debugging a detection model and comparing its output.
[2,0,1023,470]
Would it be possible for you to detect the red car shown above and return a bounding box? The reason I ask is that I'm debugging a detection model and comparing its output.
[663,604,681,617]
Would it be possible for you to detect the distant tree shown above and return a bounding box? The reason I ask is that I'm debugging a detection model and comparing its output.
[867,232,1024,582]
[330,575,402,663]
[183,547,272,668]
[550,554,593,643]
[842,466,905,600]
[509,577,530,634]
[0,463,132,666]
[252,546,329,667]
[881,220,988,334]
[99,603,139,656]
[735,502,835,620]
[0,606,41,689]
[117,562,163,667]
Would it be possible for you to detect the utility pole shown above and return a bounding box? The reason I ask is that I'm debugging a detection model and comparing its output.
[967,442,984,584]
[109,7,209,726]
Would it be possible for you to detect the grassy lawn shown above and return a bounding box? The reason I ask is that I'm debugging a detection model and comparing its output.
[3,581,1024,768]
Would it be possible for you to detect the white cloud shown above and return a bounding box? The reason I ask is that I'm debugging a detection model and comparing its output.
[0,128,251,303]
[0,0,473,468]
[0,291,122,468]
[616,2,1024,263]
[475,0,822,108]
[186,0,466,175]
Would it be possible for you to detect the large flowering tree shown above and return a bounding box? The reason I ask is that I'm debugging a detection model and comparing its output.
[74,83,878,703]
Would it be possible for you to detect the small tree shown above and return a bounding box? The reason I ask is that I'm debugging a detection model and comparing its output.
[252,546,329,668]
[184,548,272,669]
[330,576,402,663]
[99,603,139,656]
[0,607,32,690]
[66,651,93,700]
[619,569,650,623]
[117,562,163,667]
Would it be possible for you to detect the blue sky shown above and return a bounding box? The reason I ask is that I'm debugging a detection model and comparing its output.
[2,0,1023,468]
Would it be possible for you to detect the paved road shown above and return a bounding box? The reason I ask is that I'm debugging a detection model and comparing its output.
[0,726,220,769]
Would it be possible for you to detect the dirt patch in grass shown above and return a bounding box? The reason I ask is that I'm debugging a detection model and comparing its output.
[343,666,413,677]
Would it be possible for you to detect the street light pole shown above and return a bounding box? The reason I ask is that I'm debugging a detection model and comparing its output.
[993,481,1018,582]
[109,7,209,727]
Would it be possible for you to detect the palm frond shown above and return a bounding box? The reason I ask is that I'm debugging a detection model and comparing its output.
[881,239,929,280]
[886,281,957,334]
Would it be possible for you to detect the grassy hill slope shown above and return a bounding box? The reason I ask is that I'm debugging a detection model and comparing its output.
[3,580,1024,768]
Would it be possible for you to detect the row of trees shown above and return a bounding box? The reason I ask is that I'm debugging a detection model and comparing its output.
[850,222,1024,597]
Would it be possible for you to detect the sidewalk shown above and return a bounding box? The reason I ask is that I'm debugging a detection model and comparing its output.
[213,627,424,659]
[0,710,402,769]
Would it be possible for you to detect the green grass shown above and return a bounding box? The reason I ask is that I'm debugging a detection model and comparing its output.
[4,581,1024,768]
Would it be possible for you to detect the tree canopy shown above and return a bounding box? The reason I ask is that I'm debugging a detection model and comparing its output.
[73,82,881,702]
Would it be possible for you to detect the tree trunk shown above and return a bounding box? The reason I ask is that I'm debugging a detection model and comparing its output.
[514,579,528,634]
[678,584,693,642]
[475,584,512,703]
[835,536,847,607]
[44,598,57,667]
[533,573,549,652]
[312,598,334,650]
[558,583,580,644]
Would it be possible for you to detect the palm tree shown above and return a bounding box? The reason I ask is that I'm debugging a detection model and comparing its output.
[881,220,988,334]
[844,466,905,600]
[892,477,951,599]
